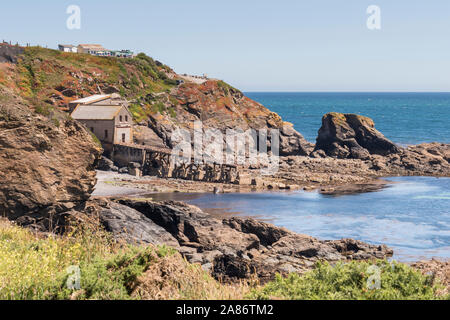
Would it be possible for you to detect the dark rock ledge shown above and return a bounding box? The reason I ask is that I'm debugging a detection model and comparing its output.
[95,198,393,282]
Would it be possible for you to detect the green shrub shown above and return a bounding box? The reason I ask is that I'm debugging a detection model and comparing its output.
[249,260,446,300]
[53,246,176,300]
[34,104,52,116]
[163,78,178,86]
[129,103,148,123]
[217,80,241,95]
[51,117,60,127]
[151,102,165,114]
[168,106,177,118]
[89,131,102,148]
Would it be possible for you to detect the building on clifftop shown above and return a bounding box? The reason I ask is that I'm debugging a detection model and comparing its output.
[58,44,78,53]
[70,94,133,154]
[77,44,109,55]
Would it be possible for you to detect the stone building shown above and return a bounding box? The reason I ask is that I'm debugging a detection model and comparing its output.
[70,95,133,154]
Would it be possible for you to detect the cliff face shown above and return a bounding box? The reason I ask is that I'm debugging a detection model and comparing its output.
[144,81,311,155]
[0,87,102,224]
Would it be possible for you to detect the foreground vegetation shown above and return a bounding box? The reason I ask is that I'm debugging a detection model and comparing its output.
[250,260,447,300]
[0,219,246,300]
[0,219,446,300]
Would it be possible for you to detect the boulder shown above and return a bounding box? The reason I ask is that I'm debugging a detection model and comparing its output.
[129,168,142,177]
[223,218,291,246]
[314,113,400,159]
[118,167,129,174]
[383,142,450,175]
[279,123,313,156]
[325,238,394,260]
[128,162,142,177]
[128,162,141,169]
[97,156,115,171]
[98,199,179,248]
[270,234,342,261]
[147,81,312,159]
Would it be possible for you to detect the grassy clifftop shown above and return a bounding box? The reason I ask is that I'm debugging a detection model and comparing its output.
[0,46,179,117]
[0,45,278,133]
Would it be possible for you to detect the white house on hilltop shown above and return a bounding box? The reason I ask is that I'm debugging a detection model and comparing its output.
[58,44,78,53]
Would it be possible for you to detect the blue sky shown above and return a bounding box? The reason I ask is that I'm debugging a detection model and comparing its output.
[1,0,449,91]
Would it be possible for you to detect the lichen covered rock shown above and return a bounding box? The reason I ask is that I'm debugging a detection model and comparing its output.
[314,112,400,159]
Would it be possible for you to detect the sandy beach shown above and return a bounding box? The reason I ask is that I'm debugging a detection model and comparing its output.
[91,171,152,197]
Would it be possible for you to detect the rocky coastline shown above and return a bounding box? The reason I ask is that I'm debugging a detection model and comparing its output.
[1,45,449,287]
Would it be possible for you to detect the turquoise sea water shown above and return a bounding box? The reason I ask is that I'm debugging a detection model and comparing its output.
[176,93,449,261]
[245,92,450,145]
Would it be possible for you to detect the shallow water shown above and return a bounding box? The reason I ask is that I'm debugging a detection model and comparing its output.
[147,177,450,262]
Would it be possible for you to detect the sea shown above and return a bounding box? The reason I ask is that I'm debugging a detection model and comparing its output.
[167,93,450,261]
[246,92,450,145]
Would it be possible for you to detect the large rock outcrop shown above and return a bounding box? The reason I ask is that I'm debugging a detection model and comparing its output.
[313,113,400,159]
[0,88,102,226]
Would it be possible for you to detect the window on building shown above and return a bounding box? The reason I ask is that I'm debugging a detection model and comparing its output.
[105,130,108,139]
[120,115,123,122]
[125,115,128,122]
[122,133,126,143]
